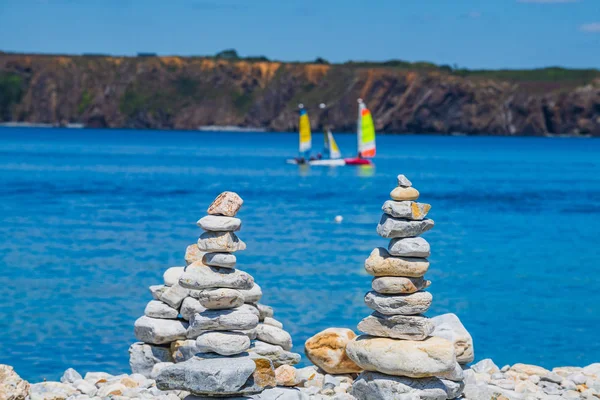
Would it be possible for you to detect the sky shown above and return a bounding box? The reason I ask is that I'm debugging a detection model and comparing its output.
[0,0,599,69]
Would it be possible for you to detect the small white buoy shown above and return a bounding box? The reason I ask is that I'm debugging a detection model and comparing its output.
[335,215,343,223]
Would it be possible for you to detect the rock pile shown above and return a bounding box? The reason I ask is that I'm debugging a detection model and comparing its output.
[130,191,300,397]
[345,175,469,400]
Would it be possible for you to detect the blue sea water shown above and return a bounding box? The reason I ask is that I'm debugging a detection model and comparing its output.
[0,127,599,382]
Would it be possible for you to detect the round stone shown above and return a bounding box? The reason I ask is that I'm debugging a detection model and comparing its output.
[365,248,429,277]
[372,276,430,294]
[390,187,419,201]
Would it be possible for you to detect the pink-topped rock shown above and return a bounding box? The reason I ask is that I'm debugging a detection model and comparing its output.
[207,192,244,217]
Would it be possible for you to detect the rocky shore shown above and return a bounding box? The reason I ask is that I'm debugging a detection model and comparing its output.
[1,177,599,400]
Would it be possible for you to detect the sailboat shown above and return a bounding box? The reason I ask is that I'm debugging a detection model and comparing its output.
[344,98,376,166]
[309,128,345,166]
[286,104,312,164]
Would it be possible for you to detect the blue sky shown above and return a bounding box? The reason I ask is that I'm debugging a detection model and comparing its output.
[0,0,599,69]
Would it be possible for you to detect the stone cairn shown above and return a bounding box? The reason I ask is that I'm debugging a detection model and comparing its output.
[130,191,301,397]
[345,175,468,400]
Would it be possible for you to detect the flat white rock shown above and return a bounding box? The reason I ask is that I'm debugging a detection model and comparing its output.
[179,262,254,290]
[163,266,185,287]
[196,331,251,356]
[144,300,179,319]
[197,215,242,232]
[431,313,475,364]
[377,214,434,239]
[134,316,188,345]
[365,291,433,315]
[188,306,259,335]
[195,287,245,309]
[197,231,246,253]
[388,237,431,257]
[203,252,237,268]
[240,283,263,303]
[358,312,434,340]
[256,323,293,351]
[180,297,207,321]
[382,200,431,220]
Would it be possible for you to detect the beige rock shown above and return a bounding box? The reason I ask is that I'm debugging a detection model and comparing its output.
[256,324,293,351]
[510,364,551,376]
[275,365,297,387]
[184,244,204,266]
[358,313,434,340]
[304,328,363,374]
[195,288,245,309]
[364,248,429,277]
[372,276,431,294]
[345,335,456,378]
[197,231,246,253]
[252,357,277,389]
[0,365,29,400]
[390,187,419,201]
[29,382,77,400]
[207,191,244,217]
[364,290,432,315]
[97,383,127,398]
[431,313,474,364]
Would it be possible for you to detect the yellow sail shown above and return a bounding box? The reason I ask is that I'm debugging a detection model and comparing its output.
[299,107,312,154]
[357,100,376,158]
[327,130,341,159]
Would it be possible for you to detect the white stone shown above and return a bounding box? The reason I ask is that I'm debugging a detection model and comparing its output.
[202,252,237,268]
[372,276,430,294]
[195,288,245,310]
[145,300,179,319]
[60,368,82,384]
[240,283,263,303]
[188,306,259,336]
[180,297,207,321]
[257,304,274,321]
[431,313,474,364]
[159,282,190,309]
[129,342,173,377]
[179,262,254,290]
[377,214,434,239]
[350,371,448,400]
[29,382,78,400]
[471,359,500,375]
[96,383,127,398]
[134,316,189,345]
[388,237,431,257]
[164,267,185,287]
[263,317,283,329]
[256,324,293,351]
[382,200,431,220]
[207,191,244,217]
[197,231,246,253]
[73,379,97,396]
[249,340,301,367]
[197,215,242,232]
[358,313,434,340]
[185,244,205,266]
[196,331,251,356]
[150,362,174,380]
[397,174,412,187]
[171,339,201,363]
[365,291,432,315]
[150,285,167,300]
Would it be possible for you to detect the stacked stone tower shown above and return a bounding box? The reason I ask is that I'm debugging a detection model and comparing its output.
[130,191,300,397]
[346,175,465,400]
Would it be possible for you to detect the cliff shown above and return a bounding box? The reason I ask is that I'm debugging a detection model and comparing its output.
[1,52,599,136]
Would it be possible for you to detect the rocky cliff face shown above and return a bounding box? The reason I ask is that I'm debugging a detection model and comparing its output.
[1,53,599,136]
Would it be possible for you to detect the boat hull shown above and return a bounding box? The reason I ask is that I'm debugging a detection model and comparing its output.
[309,159,346,167]
[344,157,373,166]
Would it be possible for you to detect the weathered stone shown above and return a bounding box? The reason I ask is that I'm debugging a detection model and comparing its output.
[179,262,254,290]
[257,304,274,321]
[382,200,431,221]
[197,231,246,253]
[397,174,413,187]
[263,317,283,329]
[377,214,434,239]
[195,288,245,310]
[275,365,297,387]
[441,378,465,399]
[350,371,448,400]
[171,340,200,363]
[254,387,309,399]
[180,297,207,321]
[150,362,174,380]
[164,267,185,287]
[145,300,179,319]
[249,341,301,367]
[83,371,113,383]
[372,276,431,294]
[304,328,362,374]
[196,331,251,356]
[471,359,500,375]
[431,313,474,364]
[510,363,551,376]
[256,324,293,350]
[365,291,432,315]
[185,244,204,266]
[202,252,237,268]
[29,382,77,400]
[252,357,277,390]
[365,248,429,277]
[0,365,29,400]
[72,379,97,396]
[159,282,190,309]
[188,306,259,335]
[346,336,456,378]
[197,215,242,232]
[240,283,263,304]
[388,237,431,257]
[438,362,464,381]
[150,284,167,300]
[60,368,82,384]
[134,316,189,345]
[358,313,434,340]
[207,191,244,217]
[390,187,419,201]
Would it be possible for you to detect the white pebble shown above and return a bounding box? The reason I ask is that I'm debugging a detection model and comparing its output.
[335,215,343,223]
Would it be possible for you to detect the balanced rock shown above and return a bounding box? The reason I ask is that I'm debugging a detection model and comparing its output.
[144,300,179,319]
[134,316,188,345]
[372,276,431,294]
[256,324,293,351]
[180,297,207,321]
[358,313,434,340]
[249,341,301,367]
[179,262,254,290]
[365,291,433,315]
[304,328,362,374]
[163,266,185,286]
[346,336,456,378]
[197,215,241,232]
[197,231,246,253]
[156,355,273,396]
[397,174,412,187]
[188,306,259,334]
[195,288,245,309]
[0,364,30,400]
[171,339,200,363]
[351,371,449,400]
[388,237,431,257]
[365,248,429,277]
[202,252,236,268]
[158,281,189,309]
[196,331,251,356]
[431,313,474,364]
[390,186,419,201]
[382,200,431,220]
[207,191,244,217]
[185,244,204,266]
[263,317,283,329]
[129,342,173,377]
[376,214,434,239]
[240,283,263,303]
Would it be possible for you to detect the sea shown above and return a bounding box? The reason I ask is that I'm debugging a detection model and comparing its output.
[0,127,599,382]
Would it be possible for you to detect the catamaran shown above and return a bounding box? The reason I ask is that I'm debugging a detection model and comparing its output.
[344,98,376,166]
[309,128,345,166]
[286,104,312,165]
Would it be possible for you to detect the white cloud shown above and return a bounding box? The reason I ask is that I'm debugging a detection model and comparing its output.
[580,23,600,32]
[517,0,579,3]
